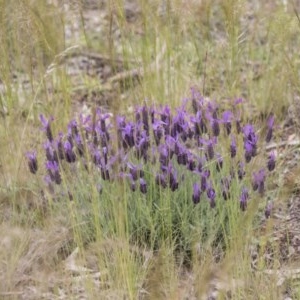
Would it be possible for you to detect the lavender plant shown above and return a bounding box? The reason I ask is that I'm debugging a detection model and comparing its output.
[26,89,277,260]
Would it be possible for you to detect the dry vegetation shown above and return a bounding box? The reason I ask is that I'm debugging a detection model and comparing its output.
[1,0,300,299]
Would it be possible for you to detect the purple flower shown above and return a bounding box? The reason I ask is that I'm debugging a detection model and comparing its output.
[211,118,220,136]
[100,165,110,181]
[122,122,135,149]
[116,115,126,131]
[140,178,147,194]
[234,102,242,133]
[46,160,61,184]
[26,151,38,174]
[74,134,84,156]
[67,133,74,148]
[201,170,210,192]
[128,163,139,181]
[68,119,79,137]
[102,146,109,165]
[206,183,216,208]
[221,176,231,190]
[265,201,273,219]
[187,127,194,139]
[159,145,170,167]
[234,98,244,105]
[251,144,257,157]
[221,177,231,200]
[128,163,144,181]
[161,105,171,123]
[171,121,180,138]
[79,113,91,129]
[191,110,207,136]
[206,110,220,136]
[64,140,76,163]
[92,148,101,166]
[266,114,274,143]
[175,143,188,165]
[165,164,179,191]
[201,137,217,160]
[180,123,189,142]
[40,114,54,142]
[135,107,141,123]
[252,168,266,195]
[236,119,242,134]
[155,173,167,188]
[56,132,65,160]
[238,161,245,180]
[243,124,258,158]
[192,183,201,204]
[150,106,156,124]
[190,87,204,113]
[152,120,164,145]
[91,123,98,147]
[216,153,223,172]
[177,151,188,165]
[207,138,216,160]
[171,109,188,138]
[197,157,205,172]
[187,155,196,171]
[240,187,249,211]
[131,181,137,192]
[141,106,150,134]
[170,175,179,191]
[244,141,253,163]
[267,151,276,171]
[222,111,233,135]
[165,136,176,158]
[135,130,149,161]
[136,105,150,134]
[243,124,255,140]
[160,105,171,135]
[95,125,109,148]
[99,111,111,134]
[207,100,219,118]
[230,135,237,158]
[44,141,58,162]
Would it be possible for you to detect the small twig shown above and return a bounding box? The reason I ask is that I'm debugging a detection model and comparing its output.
[60,47,139,65]
[71,42,167,94]
[0,292,23,296]
[265,139,300,151]
[107,42,167,86]
[75,50,140,65]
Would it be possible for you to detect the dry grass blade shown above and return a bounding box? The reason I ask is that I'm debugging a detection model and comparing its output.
[64,247,93,274]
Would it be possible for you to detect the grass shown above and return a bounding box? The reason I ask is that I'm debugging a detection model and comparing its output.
[0,0,299,299]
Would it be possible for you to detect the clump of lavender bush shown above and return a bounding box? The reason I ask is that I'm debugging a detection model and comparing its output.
[26,89,277,260]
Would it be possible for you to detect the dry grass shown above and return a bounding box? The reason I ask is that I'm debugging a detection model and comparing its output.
[0,0,300,299]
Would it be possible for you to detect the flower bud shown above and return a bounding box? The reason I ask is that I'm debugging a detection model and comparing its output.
[26,151,38,174]
[267,152,276,171]
[240,187,249,211]
[192,183,201,204]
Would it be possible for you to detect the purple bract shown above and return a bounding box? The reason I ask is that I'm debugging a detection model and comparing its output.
[26,151,38,174]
